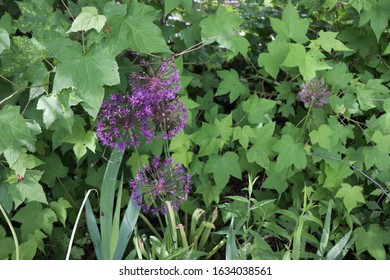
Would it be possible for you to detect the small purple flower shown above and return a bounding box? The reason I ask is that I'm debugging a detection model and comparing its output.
[96,93,141,151]
[130,156,191,216]
[298,79,331,107]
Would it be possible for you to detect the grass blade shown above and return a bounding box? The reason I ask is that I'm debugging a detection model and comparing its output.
[85,196,102,260]
[292,215,305,260]
[226,217,237,260]
[100,148,124,259]
[325,230,353,260]
[317,200,333,257]
[110,173,124,259]
[113,192,141,259]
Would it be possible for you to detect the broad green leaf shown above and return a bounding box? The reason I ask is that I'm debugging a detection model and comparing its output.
[0,237,14,260]
[362,146,390,171]
[282,43,332,81]
[50,198,72,227]
[335,183,365,213]
[200,7,249,58]
[7,149,44,177]
[196,178,224,206]
[272,134,307,172]
[215,114,233,142]
[262,162,289,194]
[258,38,289,79]
[104,1,171,55]
[233,125,255,150]
[322,161,354,189]
[247,122,277,170]
[356,79,389,110]
[215,70,248,103]
[359,0,390,41]
[270,2,309,43]
[0,105,37,155]
[355,224,390,259]
[12,202,57,241]
[372,130,390,153]
[309,124,334,149]
[311,31,351,53]
[53,43,119,118]
[38,153,68,186]
[0,28,10,54]
[164,0,192,15]
[242,95,277,125]
[325,63,354,91]
[9,170,47,208]
[67,6,107,33]
[191,122,224,156]
[205,152,242,189]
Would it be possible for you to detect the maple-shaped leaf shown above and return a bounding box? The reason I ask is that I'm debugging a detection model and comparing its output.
[53,43,119,118]
[205,152,242,189]
[215,70,248,103]
[200,7,250,58]
[272,134,307,172]
[309,124,334,149]
[359,0,390,41]
[12,202,57,241]
[242,95,277,125]
[67,6,107,33]
[50,198,72,227]
[270,2,309,43]
[282,43,332,81]
[258,37,289,79]
[355,224,390,259]
[311,31,351,53]
[335,183,365,213]
[191,122,224,157]
[104,1,171,55]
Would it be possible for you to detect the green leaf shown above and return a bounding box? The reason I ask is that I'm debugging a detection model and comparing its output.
[272,134,307,172]
[359,0,390,41]
[38,153,68,186]
[270,2,309,43]
[322,161,354,189]
[215,70,248,103]
[200,7,249,58]
[258,38,289,79]
[5,149,44,177]
[247,122,277,170]
[12,202,57,241]
[215,114,233,143]
[37,92,79,132]
[50,198,72,227]
[0,28,10,54]
[53,43,120,118]
[9,170,47,208]
[335,183,365,213]
[355,224,390,259]
[67,6,107,33]
[104,0,171,55]
[309,124,334,149]
[282,43,332,81]
[205,152,242,189]
[311,31,351,53]
[242,95,277,125]
[0,105,37,155]
[233,125,255,150]
[191,122,224,157]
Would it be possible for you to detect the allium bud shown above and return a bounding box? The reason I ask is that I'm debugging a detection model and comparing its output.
[297,79,331,107]
[130,156,191,216]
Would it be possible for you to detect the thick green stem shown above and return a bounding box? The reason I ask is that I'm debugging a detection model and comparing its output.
[0,203,19,260]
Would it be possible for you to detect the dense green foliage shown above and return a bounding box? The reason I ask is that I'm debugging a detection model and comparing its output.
[1,0,390,260]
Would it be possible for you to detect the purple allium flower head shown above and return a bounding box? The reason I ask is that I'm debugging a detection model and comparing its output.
[130,156,191,216]
[297,79,332,107]
[96,93,140,151]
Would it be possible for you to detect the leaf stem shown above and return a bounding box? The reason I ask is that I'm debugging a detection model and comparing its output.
[0,203,19,260]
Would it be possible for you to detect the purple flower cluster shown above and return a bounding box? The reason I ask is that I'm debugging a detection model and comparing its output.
[130,156,191,216]
[96,60,188,149]
[297,79,332,107]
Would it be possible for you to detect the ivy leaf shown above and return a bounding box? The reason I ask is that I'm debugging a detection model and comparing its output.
[311,31,351,53]
[0,105,37,155]
[335,183,365,213]
[242,95,277,125]
[309,124,334,149]
[272,134,307,172]
[50,198,72,227]
[191,122,224,157]
[67,6,107,33]
[359,0,390,41]
[247,122,277,170]
[205,152,242,189]
[0,28,10,54]
[355,224,390,259]
[270,2,309,43]
[104,1,171,55]
[200,7,250,58]
[282,43,332,81]
[12,202,57,241]
[9,170,47,208]
[215,70,248,103]
[258,38,289,79]
[53,43,119,118]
